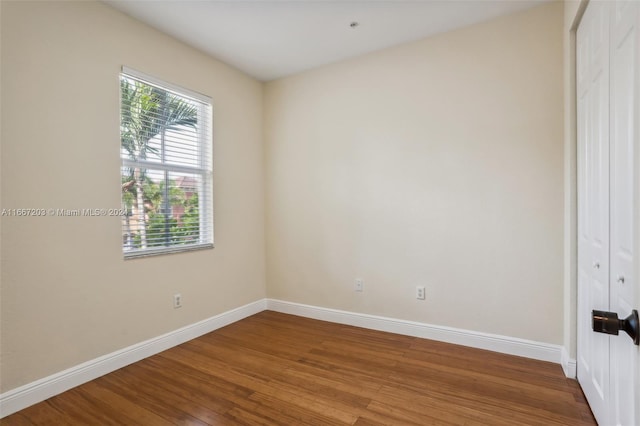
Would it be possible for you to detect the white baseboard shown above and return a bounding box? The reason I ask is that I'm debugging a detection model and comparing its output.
[266,299,564,366]
[0,299,267,419]
[1,297,573,419]
[561,346,577,378]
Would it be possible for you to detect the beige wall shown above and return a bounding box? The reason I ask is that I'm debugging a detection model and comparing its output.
[265,2,564,343]
[0,1,266,392]
[1,0,569,397]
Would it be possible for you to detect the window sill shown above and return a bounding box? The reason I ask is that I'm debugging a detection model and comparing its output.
[123,243,214,260]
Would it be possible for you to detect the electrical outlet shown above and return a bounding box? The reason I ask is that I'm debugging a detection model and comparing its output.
[355,278,364,292]
[173,293,182,309]
[416,286,425,300]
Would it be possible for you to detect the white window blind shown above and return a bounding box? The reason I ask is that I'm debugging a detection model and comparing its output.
[120,67,213,258]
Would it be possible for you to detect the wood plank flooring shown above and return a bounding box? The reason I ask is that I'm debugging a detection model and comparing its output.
[2,311,596,425]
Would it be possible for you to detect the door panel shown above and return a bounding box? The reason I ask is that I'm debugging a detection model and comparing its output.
[577,3,611,424]
[577,1,639,425]
[609,1,638,424]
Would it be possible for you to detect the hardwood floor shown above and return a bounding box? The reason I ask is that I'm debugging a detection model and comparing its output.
[2,311,596,425]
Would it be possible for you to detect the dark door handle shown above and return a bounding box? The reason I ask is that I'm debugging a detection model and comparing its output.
[592,309,639,345]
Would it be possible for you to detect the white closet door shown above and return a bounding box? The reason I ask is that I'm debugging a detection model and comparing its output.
[609,1,638,425]
[577,1,639,425]
[577,1,611,424]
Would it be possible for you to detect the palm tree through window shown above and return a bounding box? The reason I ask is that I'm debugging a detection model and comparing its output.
[120,68,213,258]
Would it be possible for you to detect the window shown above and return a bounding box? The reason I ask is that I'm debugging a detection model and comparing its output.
[120,67,213,258]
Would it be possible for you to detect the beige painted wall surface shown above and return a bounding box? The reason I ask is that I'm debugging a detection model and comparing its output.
[0,1,265,392]
[265,2,564,344]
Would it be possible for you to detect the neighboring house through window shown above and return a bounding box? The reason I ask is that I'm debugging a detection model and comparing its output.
[120,67,213,258]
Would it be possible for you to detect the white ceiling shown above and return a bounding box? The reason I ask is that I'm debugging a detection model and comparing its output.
[103,0,549,82]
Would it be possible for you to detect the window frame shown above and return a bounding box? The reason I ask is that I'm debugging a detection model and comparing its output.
[120,67,214,259]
